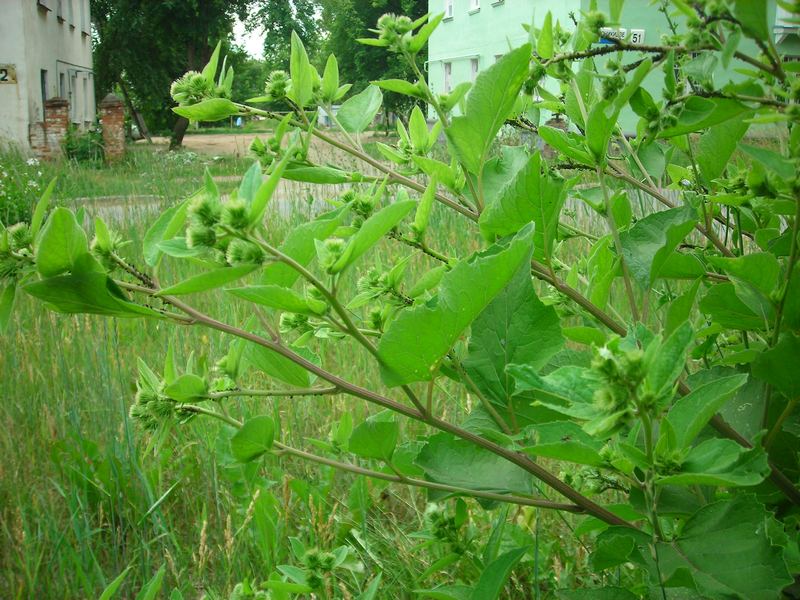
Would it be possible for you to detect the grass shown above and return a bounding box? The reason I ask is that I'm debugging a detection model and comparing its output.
[0,143,609,598]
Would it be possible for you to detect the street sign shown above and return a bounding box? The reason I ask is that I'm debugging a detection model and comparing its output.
[0,64,17,84]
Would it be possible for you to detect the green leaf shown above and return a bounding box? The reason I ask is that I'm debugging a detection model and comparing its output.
[157,265,257,296]
[244,340,313,388]
[665,374,748,448]
[699,283,766,330]
[416,433,533,495]
[373,79,426,100]
[659,97,749,138]
[163,373,207,402]
[415,585,474,600]
[509,365,602,422]
[445,44,532,174]
[201,41,222,82]
[348,411,398,461]
[413,177,436,238]
[238,162,262,205]
[231,415,275,462]
[321,54,339,102]
[35,208,88,276]
[586,100,615,162]
[470,547,527,600]
[157,238,206,258]
[409,13,444,54]
[331,200,415,273]
[134,566,165,600]
[752,333,800,398]
[284,164,356,184]
[557,588,638,600]
[336,85,383,133]
[249,150,292,226]
[538,126,593,164]
[289,31,314,108]
[25,259,159,319]
[98,567,132,600]
[261,206,347,287]
[464,257,563,406]
[619,205,697,287]
[696,117,751,183]
[227,285,326,315]
[732,0,769,41]
[707,253,779,298]
[0,282,16,333]
[657,438,770,487]
[522,421,604,465]
[646,322,694,398]
[537,12,553,59]
[357,573,383,600]
[30,177,57,240]
[173,98,240,122]
[378,225,534,386]
[656,496,792,598]
[479,152,567,265]
[143,199,189,266]
[665,279,701,336]
[739,144,796,180]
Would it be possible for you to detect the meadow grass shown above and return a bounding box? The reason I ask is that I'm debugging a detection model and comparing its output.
[0,143,609,599]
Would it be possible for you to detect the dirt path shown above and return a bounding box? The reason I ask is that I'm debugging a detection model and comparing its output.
[147,134,262,157]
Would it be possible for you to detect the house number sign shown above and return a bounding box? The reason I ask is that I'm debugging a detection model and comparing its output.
[0,65,17,84]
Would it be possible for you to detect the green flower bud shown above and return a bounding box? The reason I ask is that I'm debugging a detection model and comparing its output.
[265,70,289,101]
[186,223,217,248]
[189,193,221,227]
[170,71,215,105]
[7,223,31,251]
[225,239,264,266]
[221,200,249,230]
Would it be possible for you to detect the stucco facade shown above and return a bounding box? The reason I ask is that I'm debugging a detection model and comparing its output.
[0,0,95,151]
[427,0,799,129]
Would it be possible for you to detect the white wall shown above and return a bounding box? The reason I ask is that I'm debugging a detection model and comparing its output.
[0,0,95,150]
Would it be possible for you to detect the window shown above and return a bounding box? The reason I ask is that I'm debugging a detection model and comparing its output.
[83,77,88,121]
[70,73,78,122]
[40,70,48,118]
[470,58,479,81]
[470,0,480,11]
[495,54,504,63]
[443,62,452,93]
[59,73,65,98]
[445,0,453,19]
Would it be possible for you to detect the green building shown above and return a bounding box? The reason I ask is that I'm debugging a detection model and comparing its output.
[426,1,800,128]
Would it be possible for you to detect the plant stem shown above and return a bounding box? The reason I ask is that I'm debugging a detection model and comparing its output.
[765,398,798,450]
[179,404,585,513]
[207,387,338,400]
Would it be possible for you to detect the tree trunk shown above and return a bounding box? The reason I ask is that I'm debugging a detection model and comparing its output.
[170,117,189,150]
[118,80,152,143]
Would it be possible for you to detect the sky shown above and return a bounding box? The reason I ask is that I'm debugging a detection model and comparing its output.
[233,18,266,59]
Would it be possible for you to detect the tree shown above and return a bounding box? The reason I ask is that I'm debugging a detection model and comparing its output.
[247,0,322,71]
[91,0,251,148]
[319,0,427,121]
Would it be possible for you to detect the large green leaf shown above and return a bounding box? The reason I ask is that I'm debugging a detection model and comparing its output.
[656,496,792,598]
[348,411,398,462]
[708,253,780,298]
[288,31,314,108]
[699,283,766,330]
[656,438,770,487]
[143,199,189,266]
[226,285,327,316]
[619,205,697,287]
[415,433,533,495]
[157,265,257,296]
[732,0,769,41]
[0,282,16,333]
[378,225,534,386]
[664,374,748,449]
[464,257,563,407]
[645,322,694,398]
[336,85,383,134]
[508,365,602,421]
[163,373,207,402]
[35,207,88,276]
[522,421,604,466]
[470,547,527,600]
[752,333,800,398]
[25,255,159,319]
[231,416,275,462]
[243,339,314,388]
[478,152,568,264]
[173,98,240,122]
[445,44,532,174]
[261,206,348,287]
[331,200,415,273]
[659,97,749,138]
[696,117,751,183]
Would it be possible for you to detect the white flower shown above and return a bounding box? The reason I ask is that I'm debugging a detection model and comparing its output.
[26,158,39,166]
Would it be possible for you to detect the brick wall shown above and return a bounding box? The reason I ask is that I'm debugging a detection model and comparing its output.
[29,97,70,160]
[99,93,125,162]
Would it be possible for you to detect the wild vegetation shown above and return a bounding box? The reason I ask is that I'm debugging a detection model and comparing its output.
[2,1,800,598]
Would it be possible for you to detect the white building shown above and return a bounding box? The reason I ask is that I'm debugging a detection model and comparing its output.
[0,0,95,151]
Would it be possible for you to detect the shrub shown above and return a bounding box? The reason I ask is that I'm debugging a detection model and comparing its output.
[63,123,104,164]
[4,3,800,598]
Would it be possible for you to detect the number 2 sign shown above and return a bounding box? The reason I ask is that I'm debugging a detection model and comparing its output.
[0,65,18,84]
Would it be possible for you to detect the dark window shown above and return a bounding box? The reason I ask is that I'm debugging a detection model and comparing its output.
[40,69,48,118]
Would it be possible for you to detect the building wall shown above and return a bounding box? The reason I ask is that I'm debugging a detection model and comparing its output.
[427,0,798,130]
[0,0,95,151]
